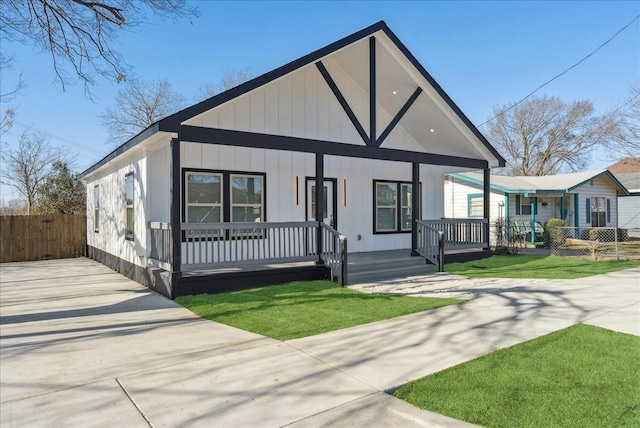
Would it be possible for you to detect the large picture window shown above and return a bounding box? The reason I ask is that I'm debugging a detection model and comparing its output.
[184,169,265,226]
[374,180,417,233]
[124,173,134,241]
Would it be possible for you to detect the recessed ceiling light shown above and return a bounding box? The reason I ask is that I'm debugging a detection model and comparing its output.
[429,129,435,133]
[392,91,397,95]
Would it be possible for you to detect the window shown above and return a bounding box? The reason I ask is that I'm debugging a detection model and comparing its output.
[231,174,263,222]
[374,181,417,233]
[521,197,532,215]
[124,173,134,240]
[590,197,606,227]
[184,169,265,228]
[467,194,484,217]
[93,185,99,233]
[186,172,222,224]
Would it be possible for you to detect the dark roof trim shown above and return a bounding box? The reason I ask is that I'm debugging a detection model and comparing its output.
[179,126,488,169]
[80,123,159,178]
[82,20,505,177]
[378,26,506,167]
[159,21,388,131]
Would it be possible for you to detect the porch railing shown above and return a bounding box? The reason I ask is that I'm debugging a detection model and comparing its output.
[420,218,488,249]
[415,220,444,271]
[320,222,348,285]
[149,222,172,269]
[181,221,319,270]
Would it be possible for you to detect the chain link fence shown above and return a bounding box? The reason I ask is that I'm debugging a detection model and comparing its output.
[548,227,640,260]
[488,220,640,260]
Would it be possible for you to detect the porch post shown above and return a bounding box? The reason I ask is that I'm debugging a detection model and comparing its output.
[170,138,182,296]
[411,162,420,256]
[483,168,491,249]
[531,196,537,244]
[315,153,324,263]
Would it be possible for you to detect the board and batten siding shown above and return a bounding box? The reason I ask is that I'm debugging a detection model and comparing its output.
[179,141,452,253]
[86,151,150,267]
[184,58,479,159]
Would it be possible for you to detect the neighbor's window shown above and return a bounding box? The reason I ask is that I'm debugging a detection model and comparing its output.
[93,185,99,233]
[590,197,606,227]
[521,197,532,215]
[231,174,264,222]
[374,181,416,233]
[124,173,134,240]
[186,172,222,223]
[468,194,484,217]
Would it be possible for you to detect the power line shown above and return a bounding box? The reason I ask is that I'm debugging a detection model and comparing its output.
[480,14,640,127]
[8,120,103,154]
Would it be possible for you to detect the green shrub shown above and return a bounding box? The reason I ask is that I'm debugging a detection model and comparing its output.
[544,218,566,246]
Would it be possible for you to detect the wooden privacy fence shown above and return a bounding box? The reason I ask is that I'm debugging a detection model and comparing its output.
[0,215,87,263]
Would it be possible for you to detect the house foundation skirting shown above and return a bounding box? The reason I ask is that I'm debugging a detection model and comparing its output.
[86,245,174,298]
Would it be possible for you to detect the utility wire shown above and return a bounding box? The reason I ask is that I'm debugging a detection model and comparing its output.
[480,14,640,127]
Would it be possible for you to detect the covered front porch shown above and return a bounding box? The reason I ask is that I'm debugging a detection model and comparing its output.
[147,217,489,296]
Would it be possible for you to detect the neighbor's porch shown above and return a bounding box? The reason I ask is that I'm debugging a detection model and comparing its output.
[147,217,488,296]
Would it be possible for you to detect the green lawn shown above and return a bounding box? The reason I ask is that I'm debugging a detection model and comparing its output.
[176,280,462,340]
[444,255,639,279]
[394,324,640,428]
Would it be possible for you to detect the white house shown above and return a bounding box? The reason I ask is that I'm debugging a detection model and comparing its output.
[80,21,505,298]
[445,170,629,244]
[609,158,640,237]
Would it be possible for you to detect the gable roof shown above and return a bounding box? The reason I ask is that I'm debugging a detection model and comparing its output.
[451,170,629,195]
[81,21,505,178]
[614,173,640,193]
[607,157,640,174]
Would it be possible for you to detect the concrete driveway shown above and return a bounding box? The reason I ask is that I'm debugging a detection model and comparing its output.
[1,258,638,427]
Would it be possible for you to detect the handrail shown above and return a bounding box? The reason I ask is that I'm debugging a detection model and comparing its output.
[421,218,488,249]
[319,222,348,286]
[415,220,444,272]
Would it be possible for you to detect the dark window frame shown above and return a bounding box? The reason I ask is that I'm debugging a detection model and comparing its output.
[182,168,267,241]
[124,172,134,241]
[372,179,420,234]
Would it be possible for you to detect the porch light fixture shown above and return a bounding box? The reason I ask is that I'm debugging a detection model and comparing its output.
[429,129,435,133]
[342,179,347,206]
[294,176,299,205]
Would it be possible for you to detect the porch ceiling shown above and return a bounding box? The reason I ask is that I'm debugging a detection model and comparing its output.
[329,31,498,162]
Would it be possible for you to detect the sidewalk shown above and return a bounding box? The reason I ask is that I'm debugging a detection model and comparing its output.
[1,259,637,427]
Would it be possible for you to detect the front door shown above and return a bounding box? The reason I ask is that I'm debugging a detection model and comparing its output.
[306,178,336,229]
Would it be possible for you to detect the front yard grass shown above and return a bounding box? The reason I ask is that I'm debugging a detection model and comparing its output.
[394,324,640,428]
[444,255,639,279]
[176,280,462,340]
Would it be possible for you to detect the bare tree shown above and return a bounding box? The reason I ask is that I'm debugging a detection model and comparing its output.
[606,81,640,160]
[486,96,616,176]
[0,0,198,93]
[100,78,185,144]
[199,67,252,99]
[0,52,24,137]
[0,131,69,214]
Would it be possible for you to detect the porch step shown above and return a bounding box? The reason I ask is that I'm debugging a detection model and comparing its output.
[347,250,434,285]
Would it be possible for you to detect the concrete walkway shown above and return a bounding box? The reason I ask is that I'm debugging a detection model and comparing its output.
[1,259,638,427]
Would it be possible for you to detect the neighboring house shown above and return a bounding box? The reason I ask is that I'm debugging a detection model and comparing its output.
[445,170,629,243]
[80,21,505,298]
[608,158,640,237]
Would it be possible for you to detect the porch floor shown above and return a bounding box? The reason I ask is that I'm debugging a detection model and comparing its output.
[177,247,490,294]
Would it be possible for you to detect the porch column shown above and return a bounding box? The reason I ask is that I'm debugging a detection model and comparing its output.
[531,196,537,244]
[170,138,182,288]
[411,162,420,256]
[483,168,490,249]
[315,153,324,263]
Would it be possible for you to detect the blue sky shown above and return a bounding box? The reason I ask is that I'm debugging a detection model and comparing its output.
[1,1,639,201]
